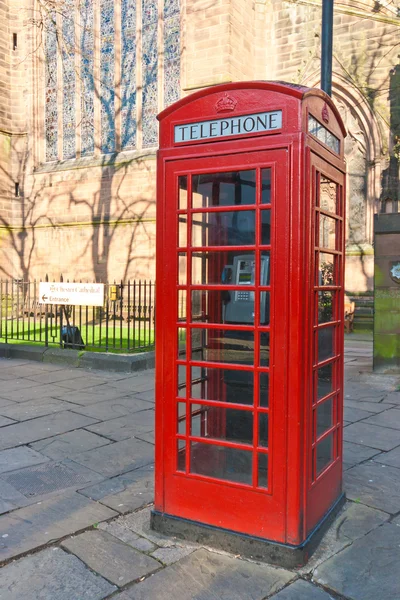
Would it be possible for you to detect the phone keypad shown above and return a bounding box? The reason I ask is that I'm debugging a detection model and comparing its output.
[237,291,250,301]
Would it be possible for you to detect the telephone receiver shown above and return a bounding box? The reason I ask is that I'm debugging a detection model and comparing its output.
[221,265,233,284]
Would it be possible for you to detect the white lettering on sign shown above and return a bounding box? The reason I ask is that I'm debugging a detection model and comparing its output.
[39,282,105,307]
[174,111,282,143]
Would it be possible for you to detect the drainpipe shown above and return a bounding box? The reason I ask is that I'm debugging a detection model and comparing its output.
[321,0,334,96]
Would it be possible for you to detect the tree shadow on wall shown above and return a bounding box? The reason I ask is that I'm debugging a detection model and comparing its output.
[11,0,181,282]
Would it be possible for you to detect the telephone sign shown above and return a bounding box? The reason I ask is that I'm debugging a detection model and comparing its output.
[152,81,347,567]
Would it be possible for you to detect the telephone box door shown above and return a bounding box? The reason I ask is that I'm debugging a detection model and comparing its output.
[158,148,290,542]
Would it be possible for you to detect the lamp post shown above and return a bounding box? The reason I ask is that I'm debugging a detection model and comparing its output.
[321,0,334,96]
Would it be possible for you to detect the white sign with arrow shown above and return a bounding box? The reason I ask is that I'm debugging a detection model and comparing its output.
[39,282,105,307]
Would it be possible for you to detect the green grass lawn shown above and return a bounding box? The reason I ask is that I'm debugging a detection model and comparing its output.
[0,320,154,353]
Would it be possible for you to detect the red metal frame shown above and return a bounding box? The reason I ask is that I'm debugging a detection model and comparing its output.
[155,82,346,546]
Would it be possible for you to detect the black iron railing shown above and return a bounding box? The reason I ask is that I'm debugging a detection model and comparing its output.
[0,277,155,352]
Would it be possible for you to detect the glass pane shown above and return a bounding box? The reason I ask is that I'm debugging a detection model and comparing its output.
[260,251,271,285]
[177,327,186,359]
[178,365,186,398]
[191,328,254,365]
[319,214,336,250]
[259,372,269,407]
[178,290,187,322]
[318,291,334,323]
[191,404,253,445]
[261,169,271,204]
[260,210,271,245]
[191,290,204,321]
[178,215,187,247]
[317,363,333,400]
[190,442,252,485]
[258,292,270,325]
[317,253,336,286]
[317,398,333,437]
[319,176,337,214]
[192,251,254,285]
[191,366,254,405]
[316,435,333,475]
[260,332,270,367]
[190,403,204,437]
[178,176,187,210]
[192,170,256,209]
[178,253,187,285]
[177,402,186,435]
[257,453,268,488]
[177,439,186,471]
[318,326,334,362]
[258,413,269,447]
[192,211,255,247]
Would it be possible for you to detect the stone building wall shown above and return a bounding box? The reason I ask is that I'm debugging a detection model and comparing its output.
[0,0,399,291]
[263,0,400,291]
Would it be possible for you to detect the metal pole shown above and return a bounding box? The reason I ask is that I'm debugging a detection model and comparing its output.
[321,0,334,96]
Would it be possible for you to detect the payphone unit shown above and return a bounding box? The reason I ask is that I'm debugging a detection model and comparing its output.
[223,254,269,324]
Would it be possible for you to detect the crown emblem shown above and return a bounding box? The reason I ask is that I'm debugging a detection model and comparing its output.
[215,93,237,113]
[322,103,329,123]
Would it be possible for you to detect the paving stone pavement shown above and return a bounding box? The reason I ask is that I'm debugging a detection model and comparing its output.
[0,337,400,599]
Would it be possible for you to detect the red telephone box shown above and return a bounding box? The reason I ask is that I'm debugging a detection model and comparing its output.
[151,82,346,566]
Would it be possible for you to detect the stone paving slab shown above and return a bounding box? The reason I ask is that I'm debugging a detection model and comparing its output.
[108,375,155,394]
[298,502,389,575]
[150,545,196,566]
[271,579,335,599]
[99,521,156,552]
[0,383,69,403]
[0,491,117,562]
[0,398,80,421]
[373,444,400,468]
[343,440,381,470]
[344,399,395,413]
[343,421,400,450]
[0,478,30,515]
[132,390,155,403]
[0,416,15,427]
[344,381,388,401]
[0,378,37,394]
[0,446,49,474]
[70,438,154,477]
[343,406,376,423]
[0,365,46,381]
[54,385,134,406]
[55,375,113,391]
[30,429,111,461]
[0,411,99,451]
[115,508,176,548]
[0,547,116,600]
[86,410,154,441]
[344,461,400,513]
[71,397,152,421]
[1,459,104,500]
[62,529,160,586]
[362,407,400,430]
[382,391,400,404]
[78,464,154,502]
[97,478,154,514]
[25,368,90,385]
[313,523,400,600]
[0,398,15,409]
[134,431,155,445]
[124,548,295,600]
